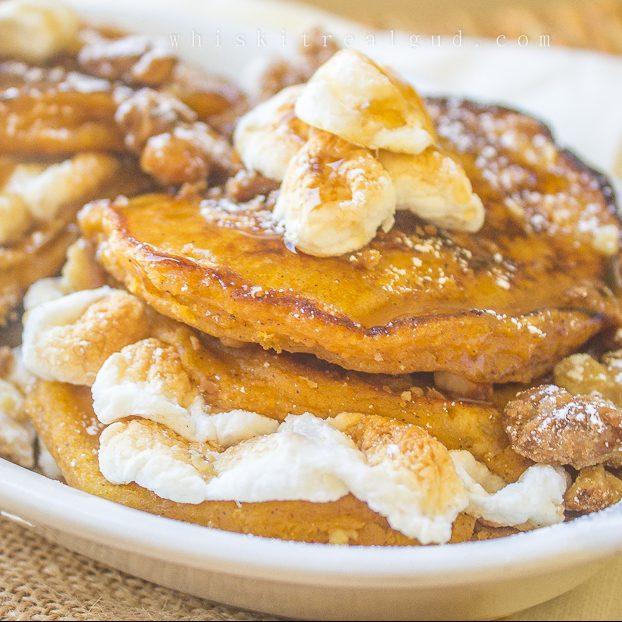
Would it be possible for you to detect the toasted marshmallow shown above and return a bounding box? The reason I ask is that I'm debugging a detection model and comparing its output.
[379,148,485,232]
[22,287,149,386]
[0,0,79,63]
[23,277,65,311]
[92,338,278,446]
[99,420,213,504]
[0,377,35,468]
[296,50,435,155]
[451,450,568,527]
[3,154,119,222]
[99,412,468,544]
[234,85,308,182]
[274,131,395,257]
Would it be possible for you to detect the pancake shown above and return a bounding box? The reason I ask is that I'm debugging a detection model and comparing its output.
[0,154,151,324]
[24,304,526,481]
[81,98,622,383]
[22,288,537,545]
[27,380,481,545]
[0,62,124,156]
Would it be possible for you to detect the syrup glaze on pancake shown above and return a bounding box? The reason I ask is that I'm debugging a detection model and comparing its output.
[81,98,622,383]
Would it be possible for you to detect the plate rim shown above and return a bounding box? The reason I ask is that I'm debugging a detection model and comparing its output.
[2,459,622,589]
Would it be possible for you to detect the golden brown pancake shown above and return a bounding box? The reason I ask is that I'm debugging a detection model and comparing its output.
[25,308,528,544]
[81,98,622,383]
[0,62,124,156]
[27,379,481,545]
[106,317,528,481]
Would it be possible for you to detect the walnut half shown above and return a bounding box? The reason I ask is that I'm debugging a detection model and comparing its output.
[565,465,622,514]
[504,384,622,470]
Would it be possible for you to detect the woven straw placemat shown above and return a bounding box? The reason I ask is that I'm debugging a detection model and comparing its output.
[2,2,621,620]
[0,516,275,621]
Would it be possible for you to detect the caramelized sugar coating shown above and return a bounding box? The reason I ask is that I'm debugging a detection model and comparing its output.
[82,99,622,382]
[505,384,622,469]
[565,465,622,513]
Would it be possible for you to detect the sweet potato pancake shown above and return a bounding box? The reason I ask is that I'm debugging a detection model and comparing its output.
[25,308,529,544]
[81,98,622,382]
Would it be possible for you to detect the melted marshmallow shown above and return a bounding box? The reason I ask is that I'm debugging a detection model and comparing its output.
[99,413,469,544]
[450,450,568,527]
[92,340,279,446]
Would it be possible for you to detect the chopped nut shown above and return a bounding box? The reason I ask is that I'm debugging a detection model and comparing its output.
[224,170,280,203]
[554,352,622,406]
[115,88,197,153]
[79,35,176,86]
[250,27,339,102]
[565,465,622,513]
[141,122,240,186]
[504,384,622,469]
[141,131,210,186]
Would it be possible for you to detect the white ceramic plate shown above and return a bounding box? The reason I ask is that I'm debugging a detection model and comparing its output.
[2,457,622,620]
[2,1,622,619]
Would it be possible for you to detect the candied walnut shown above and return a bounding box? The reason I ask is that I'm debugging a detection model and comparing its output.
[253,28,340,101]
[141,122,240,186]
[224,170,280,203]
[164,63,248,137]
[554,352,622,406]
[565,465,622,513]
[434,371,493,402]
[115,88,197,152]
[504,384,622,469]
[141,131,210,186]
[79,35,177,86]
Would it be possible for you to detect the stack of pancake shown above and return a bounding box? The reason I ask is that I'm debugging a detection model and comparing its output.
[2,0,622,546]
